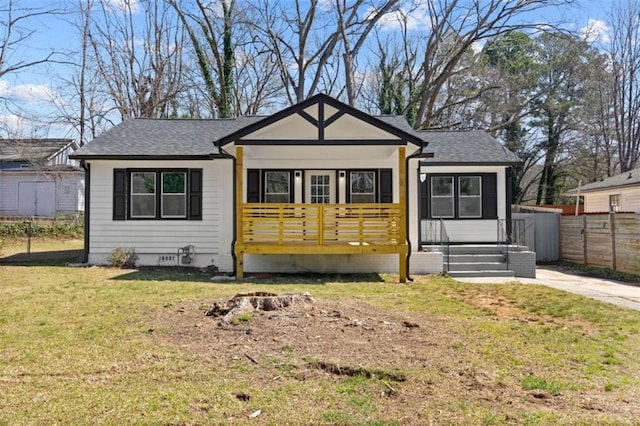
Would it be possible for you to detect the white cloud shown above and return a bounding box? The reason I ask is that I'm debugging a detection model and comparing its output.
[369,4,431,31]
[580,19,611,44]
[0,80,58,105]
[102,0,140,14]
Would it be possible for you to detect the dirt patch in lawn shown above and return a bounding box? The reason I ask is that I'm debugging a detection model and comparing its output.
[465,294,599,335]
[153,293,637,424]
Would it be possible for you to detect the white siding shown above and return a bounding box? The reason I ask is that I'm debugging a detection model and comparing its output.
[86,159,234,270]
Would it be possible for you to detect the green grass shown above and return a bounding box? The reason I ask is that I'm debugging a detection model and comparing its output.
[2,255,640,424]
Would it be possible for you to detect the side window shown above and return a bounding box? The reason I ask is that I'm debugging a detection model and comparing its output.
[264,171,291,203]
[428,174,496,219]
[609,194,621,212]
[350,171,375,203]
[113,169,201,220]
[431,176,454,218]
[458,176,482,218]
[130,172,156,218]
[161,171,187,218]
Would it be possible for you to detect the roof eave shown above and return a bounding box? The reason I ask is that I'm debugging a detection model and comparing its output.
[69,154,219,161]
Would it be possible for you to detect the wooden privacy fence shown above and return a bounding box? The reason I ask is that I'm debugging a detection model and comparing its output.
[561,213,640,275]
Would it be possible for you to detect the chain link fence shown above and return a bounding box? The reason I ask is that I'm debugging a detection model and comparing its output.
[0,217,84,265]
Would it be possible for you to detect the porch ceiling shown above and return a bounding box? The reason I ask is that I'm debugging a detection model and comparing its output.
[241,144,401,160]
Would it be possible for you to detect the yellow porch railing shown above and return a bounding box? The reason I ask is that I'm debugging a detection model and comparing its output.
[241,203,403,246]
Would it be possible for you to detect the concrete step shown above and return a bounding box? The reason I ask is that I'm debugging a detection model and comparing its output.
[423,244,529,254]
[447,270,516,278]
[448,254,505,263]
[447,261,508,272]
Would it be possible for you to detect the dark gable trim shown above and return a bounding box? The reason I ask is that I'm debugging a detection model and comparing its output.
[216,93,424,147]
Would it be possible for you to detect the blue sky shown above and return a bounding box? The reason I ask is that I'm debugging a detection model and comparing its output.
[0,0,619,140]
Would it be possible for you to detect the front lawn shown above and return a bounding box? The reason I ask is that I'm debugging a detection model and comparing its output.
[1,263,639,425]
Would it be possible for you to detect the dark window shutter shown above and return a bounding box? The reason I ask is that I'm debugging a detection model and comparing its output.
[482,174,498,219]
[189,169,203,220]
[247,169,260,202]
[379,169,393,203]
[113,169,127,220]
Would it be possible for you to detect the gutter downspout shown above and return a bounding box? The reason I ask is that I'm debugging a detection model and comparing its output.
[80,160,90,264]
[218,146,237,276]
[405,143,427,282]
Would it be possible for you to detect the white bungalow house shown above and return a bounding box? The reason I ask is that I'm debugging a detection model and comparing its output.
[566,168,640,213]
[70,94,534,280]
[0,139,84,217]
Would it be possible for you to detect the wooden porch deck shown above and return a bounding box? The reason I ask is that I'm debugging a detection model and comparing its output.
[235,203,408,276]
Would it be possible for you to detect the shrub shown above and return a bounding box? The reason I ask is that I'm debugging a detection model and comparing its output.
[109,247,138,268]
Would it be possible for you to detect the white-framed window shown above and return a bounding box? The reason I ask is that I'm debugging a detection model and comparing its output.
[161,171,187,218]
[431,176,454,218]
[130,171,156,218]
[609,194,621,212]
[458,176,482,218]
[264,171,291,203]
[350,171,375,203]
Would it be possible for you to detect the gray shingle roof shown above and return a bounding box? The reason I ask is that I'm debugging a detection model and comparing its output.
[417,130,521,164]
[70,115,520,166]
[70,117,263,158]
[1,139,76,162]
[566,168,640,194]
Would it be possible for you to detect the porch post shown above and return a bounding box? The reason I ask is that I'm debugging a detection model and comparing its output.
[235,146,244,278]
[398,146,407,283]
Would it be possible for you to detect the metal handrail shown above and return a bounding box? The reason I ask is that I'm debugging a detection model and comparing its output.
[439,218,450,272]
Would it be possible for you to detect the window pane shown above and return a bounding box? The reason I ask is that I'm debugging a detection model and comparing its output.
[351,171,374,194]
[162,194,186,217]
[459,198,481,217]
[163,172,185,194]
[432,197,454,218]
[265,171,290,202]
[459,176,481,217]
[265,194,290,203]
[351,194,375,203]
[459,176,480,196]
[132,172,155,194]
[131,194,155,217]
[431,177,452,196]
[131,172,156,217]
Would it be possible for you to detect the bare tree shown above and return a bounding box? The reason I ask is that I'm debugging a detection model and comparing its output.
[168,0,237,118]
[407,0,573,129]
[0,0,62,80]
[87,0,185,119]
[249,0,400,105]
[608,0,640,172]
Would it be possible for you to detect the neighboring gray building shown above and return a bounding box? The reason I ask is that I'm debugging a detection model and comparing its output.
[0,139,84,217]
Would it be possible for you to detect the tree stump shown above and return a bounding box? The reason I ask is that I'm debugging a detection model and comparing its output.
[205,292,314,325]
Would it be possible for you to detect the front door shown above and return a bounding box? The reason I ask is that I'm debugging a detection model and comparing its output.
[305,171,335,204]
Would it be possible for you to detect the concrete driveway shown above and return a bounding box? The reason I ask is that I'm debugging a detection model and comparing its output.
[454,266,640,311]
